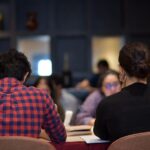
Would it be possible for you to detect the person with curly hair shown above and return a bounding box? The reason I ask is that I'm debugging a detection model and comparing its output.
[0,49,66,143]
[94,42,150,141]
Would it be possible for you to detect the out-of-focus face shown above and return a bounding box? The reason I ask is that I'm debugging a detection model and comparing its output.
[36,78,51,95]
[97,66,108,74]
[102,74,121,96]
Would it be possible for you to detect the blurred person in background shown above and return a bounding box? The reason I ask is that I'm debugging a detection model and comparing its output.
[76,70,121,126]
[94,42,150,142]
[35,75,80,124]
[34,75,65,122]
[76,59,110,93]
[50,77,80,121]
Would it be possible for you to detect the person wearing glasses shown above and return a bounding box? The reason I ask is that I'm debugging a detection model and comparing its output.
[94,42,150,141]
[75,70,121,125]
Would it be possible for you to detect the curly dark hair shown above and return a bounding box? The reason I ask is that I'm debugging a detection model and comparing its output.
[119,42,150,79]
[0,49,31,81]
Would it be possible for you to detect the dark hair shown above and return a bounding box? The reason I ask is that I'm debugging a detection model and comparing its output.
[34,75,65,122]
[98,70,119,90]
[34,76,54,96]
[119,42,150,79]
[50,74,63,86]
[34,74,63,100]
[0,49,31,81]
[97,59,109,69]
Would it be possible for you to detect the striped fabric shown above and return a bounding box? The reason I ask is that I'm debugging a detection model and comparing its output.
[0,77,66,143]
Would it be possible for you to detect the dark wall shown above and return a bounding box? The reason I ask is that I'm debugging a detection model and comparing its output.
[1,0,150,81]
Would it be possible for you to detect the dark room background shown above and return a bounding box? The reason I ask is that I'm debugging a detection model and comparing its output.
[0,0,150,84]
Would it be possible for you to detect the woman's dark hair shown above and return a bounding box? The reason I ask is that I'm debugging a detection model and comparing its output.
[34,75,65,122]
[0,49,31,81]
[34,75,63,100]
[98,70,119,93]
[34,76,55,97]
[119,42,150,79]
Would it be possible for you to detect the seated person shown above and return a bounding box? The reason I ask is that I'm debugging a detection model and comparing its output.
[76,59,110,92]
[35,75,80,125]
[60,89,80,115]
[0,49,66,143]
[94,42,150,141]
[76,70,121,125]
[50,75,80,115]
[34,75,65,122]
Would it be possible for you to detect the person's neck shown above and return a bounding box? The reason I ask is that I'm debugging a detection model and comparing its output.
[125,76,147,87]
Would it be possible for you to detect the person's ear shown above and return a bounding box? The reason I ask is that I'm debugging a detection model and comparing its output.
[119,66,126,82]
[22,72,29,83]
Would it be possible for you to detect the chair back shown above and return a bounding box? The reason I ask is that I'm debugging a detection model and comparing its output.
[0,136,55,150]
[108,132,150,150]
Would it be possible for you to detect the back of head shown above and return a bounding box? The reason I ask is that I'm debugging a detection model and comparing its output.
[97,59,109,73]
[119,42,150,79]
[0,49,31,81]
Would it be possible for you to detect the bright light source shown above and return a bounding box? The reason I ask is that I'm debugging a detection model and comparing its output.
[38,59,52,76]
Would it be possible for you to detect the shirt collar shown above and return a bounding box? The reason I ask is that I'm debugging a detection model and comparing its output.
[0,77,22,93]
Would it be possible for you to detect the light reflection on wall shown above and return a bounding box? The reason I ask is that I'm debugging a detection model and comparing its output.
[17,35,51,75]
[92,36,124,72]
[38,59,52,76]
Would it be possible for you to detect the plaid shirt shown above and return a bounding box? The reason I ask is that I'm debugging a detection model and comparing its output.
[0,77,66,143]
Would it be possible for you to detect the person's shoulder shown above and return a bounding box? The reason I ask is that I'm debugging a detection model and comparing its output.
[89,73,99,80]
[25,86,50,97]
[98,91,124,109]
[61,89,79,103]
[105,91,123,102]
[87,90,103,99]
[91,73,99,77]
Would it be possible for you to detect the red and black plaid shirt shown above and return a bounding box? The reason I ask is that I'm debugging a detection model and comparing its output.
[0,77,66,143]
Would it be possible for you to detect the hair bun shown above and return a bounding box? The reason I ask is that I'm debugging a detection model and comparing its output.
[119,42,150,79]
[131,61,150,78]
